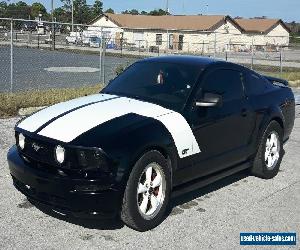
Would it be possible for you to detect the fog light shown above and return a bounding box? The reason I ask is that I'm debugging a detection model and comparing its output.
[18,133,25,150]
[55,145,65,164]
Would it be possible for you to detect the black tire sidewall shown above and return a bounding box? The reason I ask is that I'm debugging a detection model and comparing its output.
[122,151,171,231]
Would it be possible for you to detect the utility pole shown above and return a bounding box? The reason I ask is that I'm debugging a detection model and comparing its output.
[166,0,169,13]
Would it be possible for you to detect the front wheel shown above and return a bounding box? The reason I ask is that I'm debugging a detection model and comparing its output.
[120,151,171,231]
[250,121,284,179]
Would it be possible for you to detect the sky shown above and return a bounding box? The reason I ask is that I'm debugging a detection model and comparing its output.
[16,0,300,22]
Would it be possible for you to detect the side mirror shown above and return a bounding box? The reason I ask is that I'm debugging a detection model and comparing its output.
[195,93,222,107]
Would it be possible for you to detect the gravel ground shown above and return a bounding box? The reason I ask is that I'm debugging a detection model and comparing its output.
[0,108,299,250]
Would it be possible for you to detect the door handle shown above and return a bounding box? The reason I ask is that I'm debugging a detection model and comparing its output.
[241,108,248,117]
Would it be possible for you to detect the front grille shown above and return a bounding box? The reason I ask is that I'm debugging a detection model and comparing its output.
[22,136,57,167]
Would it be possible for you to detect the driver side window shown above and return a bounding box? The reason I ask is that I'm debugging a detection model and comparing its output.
[200,69,244,102]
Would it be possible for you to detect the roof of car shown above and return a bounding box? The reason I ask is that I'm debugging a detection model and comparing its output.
[140,56,221,67]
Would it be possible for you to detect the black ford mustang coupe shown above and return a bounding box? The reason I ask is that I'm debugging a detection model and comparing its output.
[7,56,295,231]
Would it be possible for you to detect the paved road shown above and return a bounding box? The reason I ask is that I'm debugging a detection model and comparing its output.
[0,106,299,249]
[0,46,137,92]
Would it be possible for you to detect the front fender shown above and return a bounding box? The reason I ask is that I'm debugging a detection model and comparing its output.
[111,119,177,189]
[71,114,178,190]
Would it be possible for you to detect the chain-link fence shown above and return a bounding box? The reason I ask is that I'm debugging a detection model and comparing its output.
[0,18,299,93]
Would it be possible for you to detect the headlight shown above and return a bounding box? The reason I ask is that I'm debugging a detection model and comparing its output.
[76,148,109,171]
[18,133,25,150]
[55,145,65,164]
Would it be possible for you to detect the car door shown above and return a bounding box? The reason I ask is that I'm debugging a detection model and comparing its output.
[186,67,256,179]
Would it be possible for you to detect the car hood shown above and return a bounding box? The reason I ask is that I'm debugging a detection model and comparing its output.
[17,93,200,158]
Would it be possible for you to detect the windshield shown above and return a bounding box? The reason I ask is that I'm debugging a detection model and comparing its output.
[102,61,202,111]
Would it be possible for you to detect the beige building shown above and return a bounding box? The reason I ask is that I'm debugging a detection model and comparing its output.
[89,14,290,53]
[234,19,290,51]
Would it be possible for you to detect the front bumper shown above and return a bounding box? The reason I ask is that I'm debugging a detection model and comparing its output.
[7,146,122,219]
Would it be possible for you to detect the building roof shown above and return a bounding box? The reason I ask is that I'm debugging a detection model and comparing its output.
[234,18,290,33]
[101,13,236,31]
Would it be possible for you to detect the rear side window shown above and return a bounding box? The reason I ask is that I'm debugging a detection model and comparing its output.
[245,73,272,96]
[201,69,244,101]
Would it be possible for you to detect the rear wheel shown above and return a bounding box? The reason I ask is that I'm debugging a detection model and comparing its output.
[120,151,171,231]
[251,121,283,179]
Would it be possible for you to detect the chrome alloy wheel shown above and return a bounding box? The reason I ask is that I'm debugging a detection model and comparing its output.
[265,131,280,170]
[137,163,166,220]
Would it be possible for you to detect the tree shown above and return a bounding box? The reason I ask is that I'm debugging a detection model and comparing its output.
[31,2,47,18]
[60,0,93,24]
[104,8,114,14]
[140,11,148,15]
[148,9,169,16]
[6,1,31,19]
[73,0,91,24]
[122,9,139,15]
[53,7,69,22]
[0,1,7,17]
[60,0,72,22]
[92,0,103,18]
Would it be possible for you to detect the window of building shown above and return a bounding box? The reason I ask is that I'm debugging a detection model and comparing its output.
[156,34,162,45]
[169,34,174,49]
[179,35,184,50]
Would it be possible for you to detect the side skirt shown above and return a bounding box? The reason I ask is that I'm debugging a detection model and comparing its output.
[171,161,251,198]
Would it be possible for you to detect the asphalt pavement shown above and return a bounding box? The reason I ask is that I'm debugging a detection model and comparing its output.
[1,45,300,93]
[0,46,137,92]
[0,105,299,249]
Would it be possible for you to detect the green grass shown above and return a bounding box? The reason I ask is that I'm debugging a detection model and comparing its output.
[0,84,103,118]
[262,71,300,82]
[242,64,300,87]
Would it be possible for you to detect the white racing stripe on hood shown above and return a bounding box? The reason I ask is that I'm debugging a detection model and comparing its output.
[17,94,116,132]
[38,97,200,158]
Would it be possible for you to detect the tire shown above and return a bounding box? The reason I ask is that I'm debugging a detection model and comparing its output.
[120,150,171,231]
[250,120,284,179]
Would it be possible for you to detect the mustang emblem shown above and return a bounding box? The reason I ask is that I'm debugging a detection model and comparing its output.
[32,142,43,152]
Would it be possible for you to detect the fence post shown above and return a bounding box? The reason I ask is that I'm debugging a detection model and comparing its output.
[166,30,169,54]
[214,33,217,58]
[38,33,40,49]
[138,40,141,57]
[99,27,103,83]
[120,35,123,57]
[10,18,13,93]
[102,37,106,84]
[251,36,254,70]
[280,46,283,75]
